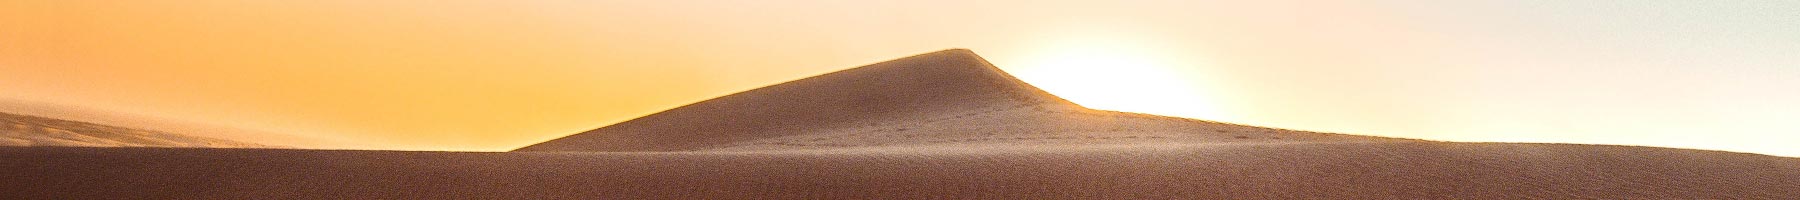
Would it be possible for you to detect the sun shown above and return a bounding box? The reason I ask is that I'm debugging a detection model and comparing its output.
[1001,40,1228,121]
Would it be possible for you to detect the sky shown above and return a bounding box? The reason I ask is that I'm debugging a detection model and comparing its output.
[2,0,1796,156]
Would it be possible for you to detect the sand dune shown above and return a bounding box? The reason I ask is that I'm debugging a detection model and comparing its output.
[0,112,266,148]
[2,49,1797,199]
[518,49,1406,152]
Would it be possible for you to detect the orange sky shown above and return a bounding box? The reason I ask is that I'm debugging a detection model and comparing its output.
[4,1,1796,156]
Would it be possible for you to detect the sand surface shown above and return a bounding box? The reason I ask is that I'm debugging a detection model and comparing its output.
[5,144,1798,199]
[3,49,1797,199]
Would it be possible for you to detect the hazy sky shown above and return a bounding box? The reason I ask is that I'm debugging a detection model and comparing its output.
[3,1,1796,156]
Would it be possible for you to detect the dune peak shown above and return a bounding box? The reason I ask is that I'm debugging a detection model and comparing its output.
[517,49,1084,151]
[518,49,1398,152]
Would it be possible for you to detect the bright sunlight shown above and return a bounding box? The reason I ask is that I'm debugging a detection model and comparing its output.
[1001,38,1228,121]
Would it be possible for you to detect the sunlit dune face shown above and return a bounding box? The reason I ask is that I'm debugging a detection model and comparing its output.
[1002,39,1227,121]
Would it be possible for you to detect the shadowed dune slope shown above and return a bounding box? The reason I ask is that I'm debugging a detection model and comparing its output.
[518,49,1404,152]
[0,112,265,148]
[5,144,1798,199]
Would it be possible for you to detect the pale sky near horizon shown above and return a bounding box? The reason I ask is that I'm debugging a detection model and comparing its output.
[3,1,1796,156]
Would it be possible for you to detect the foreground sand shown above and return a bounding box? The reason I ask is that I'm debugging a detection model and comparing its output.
[5,144,1798,199]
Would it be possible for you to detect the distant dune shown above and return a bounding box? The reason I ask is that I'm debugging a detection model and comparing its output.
[2,49,1796,199]
[0,112,265,148]
[0,99,363,149]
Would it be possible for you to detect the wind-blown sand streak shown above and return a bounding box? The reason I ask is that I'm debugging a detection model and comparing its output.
[0,112,265,148]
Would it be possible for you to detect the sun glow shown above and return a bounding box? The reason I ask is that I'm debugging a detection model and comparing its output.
[1002,40,1228,121]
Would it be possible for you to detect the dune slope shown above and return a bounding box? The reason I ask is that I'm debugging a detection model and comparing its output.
[518,49,1403,152]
